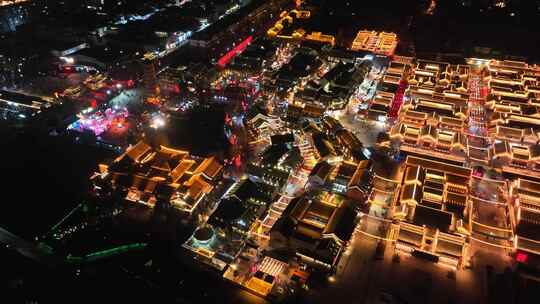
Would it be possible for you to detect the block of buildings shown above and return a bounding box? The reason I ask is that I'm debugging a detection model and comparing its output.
[350,30,398,56]
[271,191,357,270]
[91,141,223,215]
[393,156,472,269]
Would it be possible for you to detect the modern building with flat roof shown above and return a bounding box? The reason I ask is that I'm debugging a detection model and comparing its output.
[350,30,398,56]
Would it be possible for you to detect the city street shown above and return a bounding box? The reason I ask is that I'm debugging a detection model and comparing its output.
[309,229,488,304]
[336,111,386,147]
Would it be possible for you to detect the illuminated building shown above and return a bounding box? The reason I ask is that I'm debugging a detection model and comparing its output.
[91,141,223,214]
[332,160,358,189]
[390,103,468,163]
[401,60,472,159]
[304,31,335,46]
[270,191,357,270]
[260,142,291,167]
[266,9,311,38]
[308,161,335,187]
[365,91,394,121]
[247,134,297,187]
[209,179,273,233]
[286,103,325,122]
[244,256,288,296]
[365,57,412,121]
[511,178,540,256]
[217,35,253,68]
[350,30,398,56]
[0,0,29,6]
[189,0,286,63]
[266,8,335,49]
[157,66,185,97]
[311,132,337,161]
[387,59,476,163]
[409,60,452,89]
[492,140,540,178]
[247,162,289,189]
[182,225,231,269]
[183,178,273,270]
[0,90,51,123]
[507,177,540,290]
[247,113,285,140]
[346,160,373,203]
[483,59,540,177]
[321,115,343,136]
[392,156,472,269]
[313,61,371,110]
[228,38,279,72]
[407,60,470,107]
[335,129,369,162]
[66,106,133,148]
[273,51,322,91]
[390,121,468,163]
[286,104,304,122]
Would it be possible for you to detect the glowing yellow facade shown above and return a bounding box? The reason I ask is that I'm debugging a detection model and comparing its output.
[350,30,398,56]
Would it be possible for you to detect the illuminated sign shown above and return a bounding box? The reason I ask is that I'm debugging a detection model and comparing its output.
[217,36,253,68]
[516,251,528,263]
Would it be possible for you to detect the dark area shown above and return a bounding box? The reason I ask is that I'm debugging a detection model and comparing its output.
[0,131,114,239]
[157,106,229,156]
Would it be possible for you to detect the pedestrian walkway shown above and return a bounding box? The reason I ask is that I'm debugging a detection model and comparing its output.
[257,133,317,236]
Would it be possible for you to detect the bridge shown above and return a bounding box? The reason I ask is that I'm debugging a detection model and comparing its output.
[0,226,59,266]
[66,243,148,264]
[1,225,147,267]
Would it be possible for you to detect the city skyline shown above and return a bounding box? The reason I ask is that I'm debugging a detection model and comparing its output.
[1,1,540,303]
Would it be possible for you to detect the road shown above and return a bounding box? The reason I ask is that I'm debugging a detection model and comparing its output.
[337,112,386,147]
